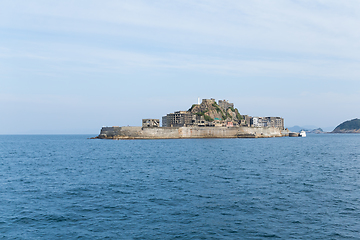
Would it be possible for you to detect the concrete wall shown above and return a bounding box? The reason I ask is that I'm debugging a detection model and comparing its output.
[97,126,283,139]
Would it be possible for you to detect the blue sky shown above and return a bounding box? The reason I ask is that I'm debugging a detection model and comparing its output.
[1,0,360,134]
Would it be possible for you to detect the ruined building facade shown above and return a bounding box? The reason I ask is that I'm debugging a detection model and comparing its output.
[218,100,234,111]
[142,119,160,128]
[251,117,284,130]
[162,111,193,127]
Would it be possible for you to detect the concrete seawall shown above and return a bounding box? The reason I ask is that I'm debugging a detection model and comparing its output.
[96,126,287,139]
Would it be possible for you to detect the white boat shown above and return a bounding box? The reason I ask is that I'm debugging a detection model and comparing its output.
[299,130,306,137]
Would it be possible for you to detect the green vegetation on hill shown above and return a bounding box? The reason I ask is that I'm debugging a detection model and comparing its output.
[195,110,214,122]
[204,115,214,122]
[190,99,242,123]
[333,118,360,133]
[235,108,242,120]
[188,104,197,111]
[226,111,232,119]
[195,110,208,117]
[212,103,222,113]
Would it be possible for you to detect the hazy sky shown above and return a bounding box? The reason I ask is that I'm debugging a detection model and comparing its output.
[1,0,360,134]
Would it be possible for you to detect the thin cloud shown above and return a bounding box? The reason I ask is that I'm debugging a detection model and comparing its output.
[2,39,360,80]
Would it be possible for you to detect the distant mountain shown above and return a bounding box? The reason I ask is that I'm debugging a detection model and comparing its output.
[287,126,326,133]
[287,126,306,132]
[308,128,324,134]
[287,126,312,132]
[332,119,360,133]
[301,125,318,130]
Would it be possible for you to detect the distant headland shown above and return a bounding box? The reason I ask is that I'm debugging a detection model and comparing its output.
[332,118,360,133]
[94,98,297,139]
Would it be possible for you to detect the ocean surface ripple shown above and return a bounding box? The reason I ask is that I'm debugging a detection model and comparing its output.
[1,134,360,239]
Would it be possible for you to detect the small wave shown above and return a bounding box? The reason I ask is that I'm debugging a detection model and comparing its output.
[257,233,281,238]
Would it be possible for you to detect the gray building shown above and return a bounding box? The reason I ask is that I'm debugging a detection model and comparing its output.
[267,117,284,130]
[162,116,167,127]
[241,115,251,127]
[162,111,193,127]
[251,116,284,130]
[218,99,234,111]
[142,119,160,128]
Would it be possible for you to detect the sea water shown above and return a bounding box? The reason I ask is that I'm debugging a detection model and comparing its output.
[0,134,359,239]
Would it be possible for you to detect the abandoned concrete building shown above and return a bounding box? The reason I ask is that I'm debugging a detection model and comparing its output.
[162,111,193,127]
[218,99,234,111]
[251,117,284,129]
[142,119,160,128]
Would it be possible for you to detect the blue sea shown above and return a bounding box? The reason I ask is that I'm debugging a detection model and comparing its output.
[1,134,360,239]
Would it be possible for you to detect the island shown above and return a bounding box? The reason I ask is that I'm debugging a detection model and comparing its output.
[94,98,295,139]
[332,118,360,133]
